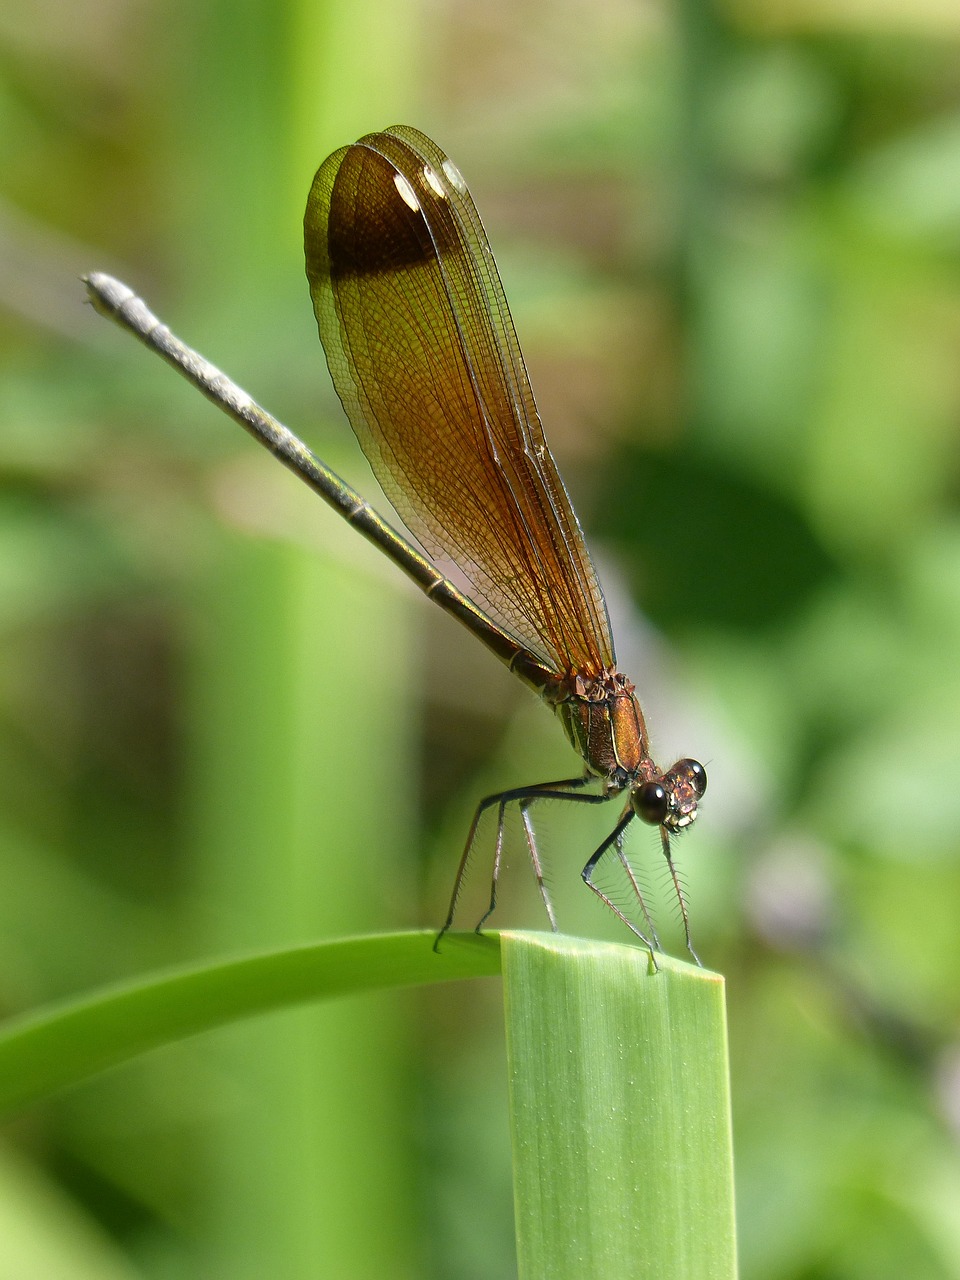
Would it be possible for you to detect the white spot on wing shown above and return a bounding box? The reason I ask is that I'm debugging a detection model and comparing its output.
[393,172,420,212]
[423,164,445,198]
[441,158,467,194]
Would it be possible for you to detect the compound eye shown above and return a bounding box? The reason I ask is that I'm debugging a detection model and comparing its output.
[679,759,707,798]
[634,781,668,825]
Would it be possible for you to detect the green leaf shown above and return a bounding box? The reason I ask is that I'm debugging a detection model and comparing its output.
[0,928,737,1278]
[0,931,499,1115]
[503,931,737,1280]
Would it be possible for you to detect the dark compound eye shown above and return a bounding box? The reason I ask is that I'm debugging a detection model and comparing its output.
[679,759,707,798]
[634,781,668,825]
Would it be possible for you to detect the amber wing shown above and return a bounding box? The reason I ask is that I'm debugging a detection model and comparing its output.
[304,125,614,677]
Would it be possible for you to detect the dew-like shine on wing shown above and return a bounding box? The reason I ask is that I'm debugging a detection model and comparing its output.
[303,125,613,677]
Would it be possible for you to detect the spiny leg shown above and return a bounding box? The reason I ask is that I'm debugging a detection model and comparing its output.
[660,826,701,966]
[613,827,661,952]
[581,811,660,966]
[473,793,511,934]
[435,791,490,951]
[474,776,605,934]
[435,775,604,950]
[519,798,558,932]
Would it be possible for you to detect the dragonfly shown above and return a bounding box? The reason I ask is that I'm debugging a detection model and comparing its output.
[85,125,706,961]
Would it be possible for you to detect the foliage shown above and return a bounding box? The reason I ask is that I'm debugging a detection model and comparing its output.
[1,0,959,1276]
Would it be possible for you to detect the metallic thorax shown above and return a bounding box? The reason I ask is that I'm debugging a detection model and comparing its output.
[547,666,706,831]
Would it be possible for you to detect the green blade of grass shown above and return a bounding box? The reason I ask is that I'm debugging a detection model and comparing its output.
[502,931,737,1280]
[0,930,498,1115]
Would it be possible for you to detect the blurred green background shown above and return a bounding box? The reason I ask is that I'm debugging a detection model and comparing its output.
[3,0,960,1275]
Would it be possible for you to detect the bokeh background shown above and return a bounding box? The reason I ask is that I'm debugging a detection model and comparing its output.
[3,0,960,1275]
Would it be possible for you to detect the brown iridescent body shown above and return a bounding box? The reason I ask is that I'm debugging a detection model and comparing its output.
[87,126,708,960]
[553,668,650,785]
[299,126,707,960]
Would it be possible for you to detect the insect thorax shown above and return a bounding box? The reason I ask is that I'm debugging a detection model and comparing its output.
[547,667,654,786]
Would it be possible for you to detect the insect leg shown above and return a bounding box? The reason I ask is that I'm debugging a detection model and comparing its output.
[473,776,606,934]
[660,826,701,966]
[518,798,557,932]
[435,776,604,949]
[613,827,661,952]
[581,811,660,964]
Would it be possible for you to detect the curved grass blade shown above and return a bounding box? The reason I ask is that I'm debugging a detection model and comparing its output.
[0,931,499,1115]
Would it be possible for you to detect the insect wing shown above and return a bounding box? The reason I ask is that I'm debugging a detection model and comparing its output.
[304,126,613,676]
